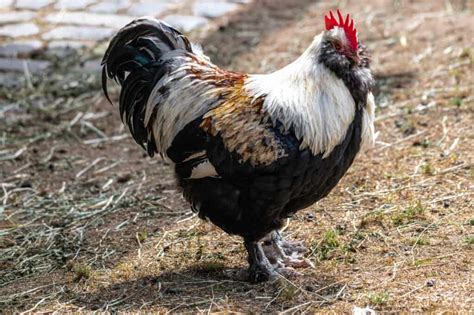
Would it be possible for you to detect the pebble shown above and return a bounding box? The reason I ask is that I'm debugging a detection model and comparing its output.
[163,15,209,32]
[89,0,131,13]
[0,72,25,88]
[0,0,249,73]
[0,11,37,24]
[47,41,87,58]
[48,41,88,50]
[194,1,238,18]
[55,0,97,10]
[16,0,54,10]
[127,2,171,17]
[0,57,50,73]
[42,26,115,41]
[77,59,102,73]
[46,12,135,29]
[0,23,40,37]
[0,40,43,57]
[0,0,13,9]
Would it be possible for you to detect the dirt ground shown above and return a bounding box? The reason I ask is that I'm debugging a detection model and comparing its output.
[1,0,473,313]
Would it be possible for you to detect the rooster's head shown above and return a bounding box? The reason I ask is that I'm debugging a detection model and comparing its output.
[312,10,369,75]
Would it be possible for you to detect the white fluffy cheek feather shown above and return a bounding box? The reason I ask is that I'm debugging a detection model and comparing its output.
[361,92,376,150]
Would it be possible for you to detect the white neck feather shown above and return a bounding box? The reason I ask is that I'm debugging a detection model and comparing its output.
[245,34,357,157]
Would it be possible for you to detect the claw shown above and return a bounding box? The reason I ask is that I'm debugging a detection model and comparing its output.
[283,256,314,268]
[261,231,314,273]
[275,266,302,278]
[280,240,308,255]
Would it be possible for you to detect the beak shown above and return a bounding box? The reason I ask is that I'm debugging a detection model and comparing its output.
[350,51,360,64]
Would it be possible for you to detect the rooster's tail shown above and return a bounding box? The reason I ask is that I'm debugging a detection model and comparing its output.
[101,18,194,155]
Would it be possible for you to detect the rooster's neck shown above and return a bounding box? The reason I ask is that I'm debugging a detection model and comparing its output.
[244,43,357,158]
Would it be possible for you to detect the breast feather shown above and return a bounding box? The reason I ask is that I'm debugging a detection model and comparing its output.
[244,58,356,158]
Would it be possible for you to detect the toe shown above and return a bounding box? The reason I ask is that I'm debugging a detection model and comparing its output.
[283,256,315,268]
[281,241,308,255]
[275,267,302,278]
[261,244,281,264]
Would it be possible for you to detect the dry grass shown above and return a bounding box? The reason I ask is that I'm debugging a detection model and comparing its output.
[1,0,473,313]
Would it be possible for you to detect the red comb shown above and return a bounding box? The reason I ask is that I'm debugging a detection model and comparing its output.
[324,10,358,51]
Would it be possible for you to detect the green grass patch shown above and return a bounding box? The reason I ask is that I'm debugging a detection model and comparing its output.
[73,264,92,281]
[422,162,436,175]
[450,96,464,107]
[460,47,471,59]
[367,291,390,305]
[137,230,148,243]
[406,237,430,246]
[359,210,386,229]
[464,236,474,246]
[314,229,340,261]
[392,201,425,226]
[414,258,432,267]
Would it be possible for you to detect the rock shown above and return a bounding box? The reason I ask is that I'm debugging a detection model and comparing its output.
[127,2,171,17]
[0,0,13,9]
[46,12,135,29]
[47,41,87,58]
[0,11,36,24]
[42,26,115,41]
[0,57,50,73]
[193,2,238,18]
[0,40,43,57]
[0,23,39,37]
[48,41,88,50]
[47,41,97,59]
[55,0,97,10]
[16,0,54,10]
[76,59,102,73]
[0,72,25,89]
[89,0,131,13]
[163,15,209,32]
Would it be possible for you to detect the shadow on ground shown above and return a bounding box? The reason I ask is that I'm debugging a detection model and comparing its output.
[74,266,341,312]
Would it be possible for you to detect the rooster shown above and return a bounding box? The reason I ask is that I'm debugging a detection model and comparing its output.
[102,10,375,282]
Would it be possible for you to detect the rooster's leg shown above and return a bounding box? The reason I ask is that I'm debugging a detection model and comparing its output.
[244,239,277,282]
[262,231,313,274]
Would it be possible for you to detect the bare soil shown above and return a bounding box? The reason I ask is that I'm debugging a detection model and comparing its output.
[1,0,473,313]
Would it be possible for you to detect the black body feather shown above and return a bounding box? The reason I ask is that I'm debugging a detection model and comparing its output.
[176,107,363,241]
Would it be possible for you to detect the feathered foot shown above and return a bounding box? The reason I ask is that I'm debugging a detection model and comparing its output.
[244,239,278,283]
[261,231,314,277]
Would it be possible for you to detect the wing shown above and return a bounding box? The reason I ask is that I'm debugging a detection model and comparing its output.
[170,90,310,182]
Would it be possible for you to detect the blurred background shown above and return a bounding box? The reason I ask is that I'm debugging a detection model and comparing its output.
[0,0,472,313]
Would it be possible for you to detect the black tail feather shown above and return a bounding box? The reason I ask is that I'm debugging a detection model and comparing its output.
[102,18,192,80]
[101,18,194,156]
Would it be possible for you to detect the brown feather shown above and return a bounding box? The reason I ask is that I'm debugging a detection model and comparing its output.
[201,83,287,166]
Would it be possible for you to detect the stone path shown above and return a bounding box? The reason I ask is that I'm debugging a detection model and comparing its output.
[0,0,250,73]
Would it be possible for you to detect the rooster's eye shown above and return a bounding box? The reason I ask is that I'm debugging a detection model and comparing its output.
[333,42,343,51]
